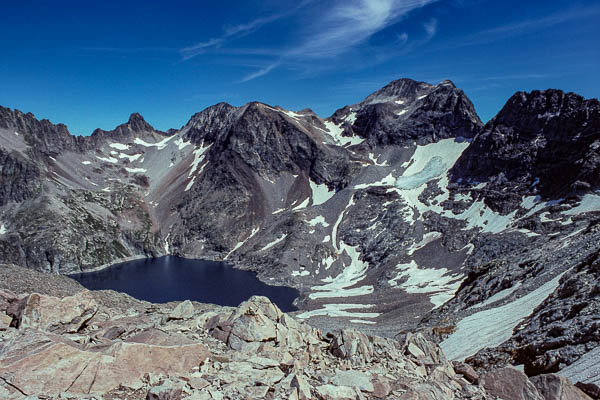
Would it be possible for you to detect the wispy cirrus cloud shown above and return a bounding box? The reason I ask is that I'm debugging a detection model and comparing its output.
[235,0,438,81]
[180,1,314,61]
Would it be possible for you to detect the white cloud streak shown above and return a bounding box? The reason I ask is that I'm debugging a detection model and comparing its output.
[181,1,313,61]
[181,0,437,81]
[242,0,437,80]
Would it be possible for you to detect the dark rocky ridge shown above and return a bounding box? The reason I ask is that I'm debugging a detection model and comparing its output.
[452,89,600,200]
[331,78,483,146]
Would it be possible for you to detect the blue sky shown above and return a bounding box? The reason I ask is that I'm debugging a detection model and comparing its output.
[1,0,598,135]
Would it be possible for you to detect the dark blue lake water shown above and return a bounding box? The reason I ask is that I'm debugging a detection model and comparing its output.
[70,256,299,312]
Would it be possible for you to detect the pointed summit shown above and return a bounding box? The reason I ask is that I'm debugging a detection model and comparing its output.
[127,112,153,132]
[329,77,482,146]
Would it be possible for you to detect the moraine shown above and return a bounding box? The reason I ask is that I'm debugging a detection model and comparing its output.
[69,256,299,312]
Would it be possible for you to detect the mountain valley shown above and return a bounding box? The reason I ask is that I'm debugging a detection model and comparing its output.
[0,77,599,397]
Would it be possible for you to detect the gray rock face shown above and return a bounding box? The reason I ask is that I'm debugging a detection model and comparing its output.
[451,89,600,200]
[331,78,483,146]
[0,148,41,206]
[513,248,600,376]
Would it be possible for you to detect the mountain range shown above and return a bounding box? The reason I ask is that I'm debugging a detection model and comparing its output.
[0,77,599,384]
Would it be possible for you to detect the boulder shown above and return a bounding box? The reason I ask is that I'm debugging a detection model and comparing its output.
[315,384,357,400]
[209,296,321,353]
[0,312,12,330]
[530,374,592,400]
[370,375,392,398]
[168,300,195,320]
[8,291,97,333]
[400,332,447,364]
[330,370,373,393]
[575,382,600,399]
[328,329,373,361]
[291,373,313,399]
[452,361,479,384]
[146,381,184,400]
[481,368,544,400]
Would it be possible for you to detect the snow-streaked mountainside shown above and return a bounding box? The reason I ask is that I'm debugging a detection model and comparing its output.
[0,78,599,381]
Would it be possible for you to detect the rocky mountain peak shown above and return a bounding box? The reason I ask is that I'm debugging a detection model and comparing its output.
[361,77,434,106]
[0,105,79,154]
[451,89,600,198]
[183,102,237,145]
[89,112,162,145]
[332,77,482,146]
[127,112,153,132]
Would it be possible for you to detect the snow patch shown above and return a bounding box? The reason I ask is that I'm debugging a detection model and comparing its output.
[331,195,355,252]
[185,176,196,192]
[96,156,118,163]
[0,224,6,235]
[174,137,192,150]
[407,232,442,255]
[296,303,379,319]
[225,227,260,259]
[354,172,396,189]
[310,180,335,206]
[81,161,92,165]
[309,241,372,299]
[189,143,212,177]
[307,215,329,227]
[260,234,287,251]
[345,112,357,124]
[441,269,570,361]
[447,200,517,234]
[291,270,310,277]
[125,167,147,174]
[292,197,310,211]
[323,120,364,147]
[388,260,463,308]
[109,143,129,151]
[118,153,142,162]
[563,194,600,215]
[368,153,389,166]
[134,135,175,150]
[164,233,170,254]
[470,282,522,310]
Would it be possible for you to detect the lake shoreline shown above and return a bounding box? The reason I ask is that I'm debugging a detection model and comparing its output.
[69,255,300,312]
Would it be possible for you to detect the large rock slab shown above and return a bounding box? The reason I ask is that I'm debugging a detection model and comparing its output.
[0,329,209,396]
[8,290,98,333]
[481,367,544,400]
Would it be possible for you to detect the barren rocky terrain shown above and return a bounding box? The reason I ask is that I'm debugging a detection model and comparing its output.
[0,265,595,399]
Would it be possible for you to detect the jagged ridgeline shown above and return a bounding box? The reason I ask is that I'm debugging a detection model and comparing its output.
[0,78,599,385]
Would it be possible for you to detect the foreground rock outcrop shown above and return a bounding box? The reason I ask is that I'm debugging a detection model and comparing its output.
[0,279,591,400]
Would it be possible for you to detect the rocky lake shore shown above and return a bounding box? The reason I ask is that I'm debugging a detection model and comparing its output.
[0,264,596,400]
